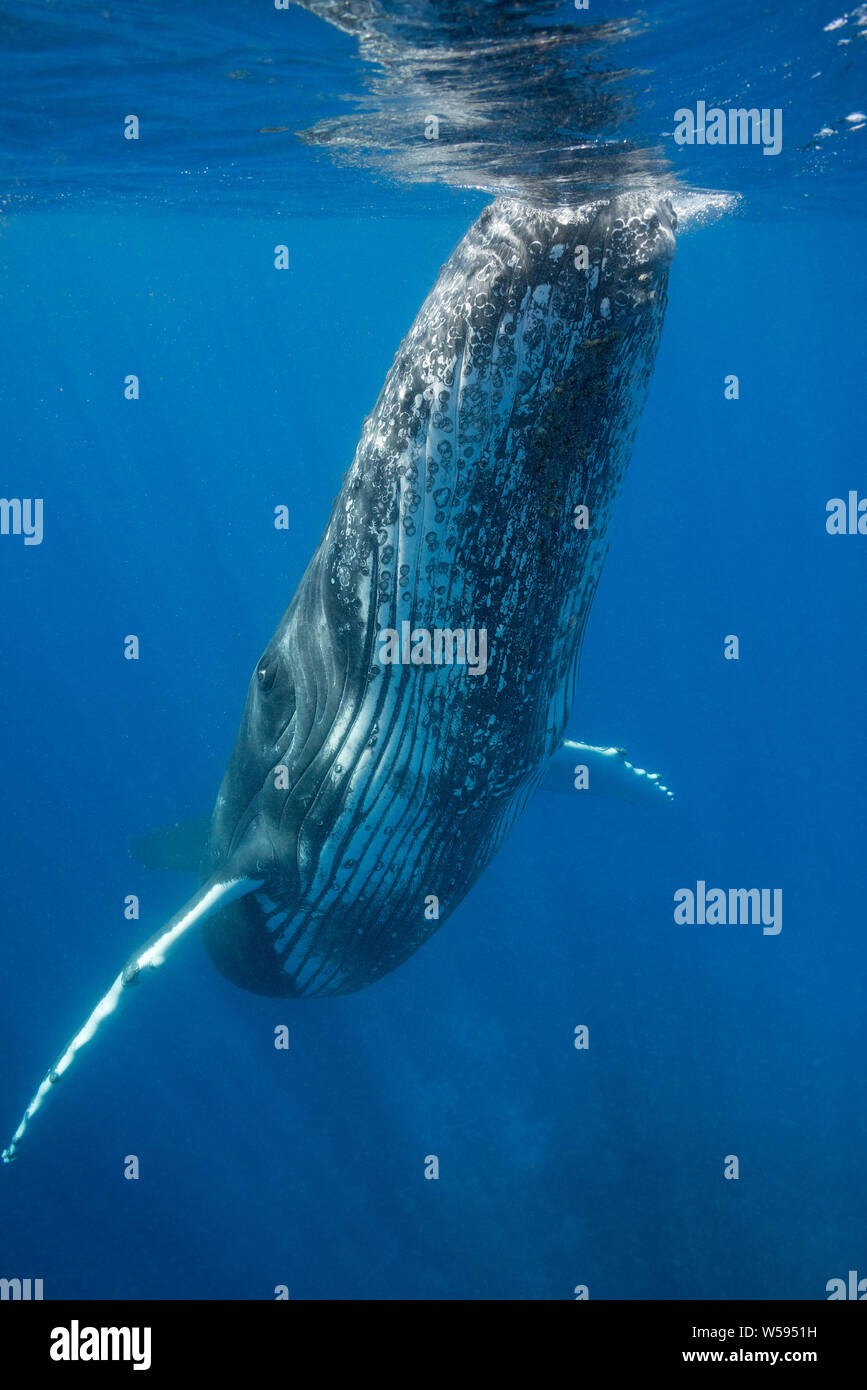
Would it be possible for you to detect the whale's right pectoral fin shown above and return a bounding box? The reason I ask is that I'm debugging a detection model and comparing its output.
[1,872,263,1165]
[542,740,674,805]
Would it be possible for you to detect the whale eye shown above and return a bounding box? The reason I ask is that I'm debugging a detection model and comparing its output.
[257,654,280,693]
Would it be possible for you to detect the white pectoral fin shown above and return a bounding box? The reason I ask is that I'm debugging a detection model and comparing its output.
[1,873,262,1165]
[541,740,674,805]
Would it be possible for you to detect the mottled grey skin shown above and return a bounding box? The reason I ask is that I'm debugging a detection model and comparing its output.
[203,194,675,998]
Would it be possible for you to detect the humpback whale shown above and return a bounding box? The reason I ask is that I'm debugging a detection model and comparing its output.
[3,192,674,1162]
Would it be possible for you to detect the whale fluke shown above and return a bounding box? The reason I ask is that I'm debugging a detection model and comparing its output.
[1,875,261,1164]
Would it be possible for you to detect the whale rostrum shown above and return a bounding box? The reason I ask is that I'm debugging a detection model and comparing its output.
[3,193,674,1162]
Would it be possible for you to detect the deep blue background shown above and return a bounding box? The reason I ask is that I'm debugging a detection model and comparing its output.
[1,208,864,1300]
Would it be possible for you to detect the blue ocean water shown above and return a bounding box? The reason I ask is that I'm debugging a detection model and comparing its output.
[1,1,865,1300]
